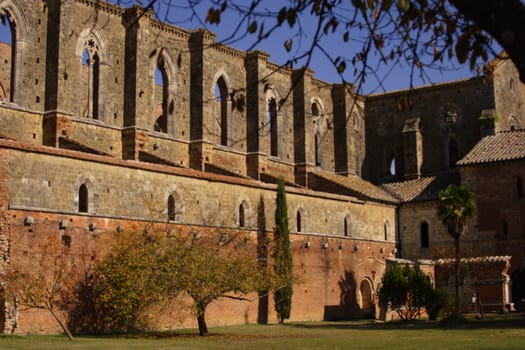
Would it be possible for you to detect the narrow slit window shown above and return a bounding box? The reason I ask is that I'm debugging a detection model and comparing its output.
[215,77,229,146]
[239,203,245,228]
[154,56,168,133]
[168,194,176,221]
[389,156,396,176]
[79,184,88,213]
[420,222,429,249]
[268,98,278,156]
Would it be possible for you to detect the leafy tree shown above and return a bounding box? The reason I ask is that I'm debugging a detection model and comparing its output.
[273,179,293,324]
[92,228,269,336]
[162,230,269,336]
[425,288,451,320]
[437,184,475,312]
[378,262,433,321]
[3,235,75,340]
[125,0,525,92]
[93,230,168,332]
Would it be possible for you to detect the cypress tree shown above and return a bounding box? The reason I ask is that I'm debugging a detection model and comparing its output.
[274,179,293,323]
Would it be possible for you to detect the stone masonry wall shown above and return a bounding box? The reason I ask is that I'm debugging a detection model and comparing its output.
[6,143,395,242]
[364,78,495,183]
[461,161,525,272]
[3,142,395,333]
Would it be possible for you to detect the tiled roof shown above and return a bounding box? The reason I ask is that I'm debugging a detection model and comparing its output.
[310,170,398,203]
[260,172,303,188]
[458,129,525,166]
[435,256,511,265]
[204,163,250,179]
[381,172,460,203]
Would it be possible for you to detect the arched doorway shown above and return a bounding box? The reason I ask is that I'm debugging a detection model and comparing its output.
[360,279,375,317]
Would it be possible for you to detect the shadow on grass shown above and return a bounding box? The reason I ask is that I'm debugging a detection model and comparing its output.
[285,313,525,331]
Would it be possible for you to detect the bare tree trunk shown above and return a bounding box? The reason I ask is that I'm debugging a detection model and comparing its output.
[197,305,208,336]
[48,306,74,341]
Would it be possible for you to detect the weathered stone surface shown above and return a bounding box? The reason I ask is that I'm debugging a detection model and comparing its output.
[0,0,524,334]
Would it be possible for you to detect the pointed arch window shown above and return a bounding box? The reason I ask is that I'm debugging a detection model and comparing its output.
[78,184,89,213]
[154,55,169,133]
[311,102,320,117]
[384,221,390,241]
[81,38,101,119]
[311,101,325,168]
[215,77,229,146]
[0,13,14,102]
[296,210,302,232]
[344,214,352,237]
[420,222,429,249]
[239,203,246,228]
[388,155,396,176]
[268,97,278,156]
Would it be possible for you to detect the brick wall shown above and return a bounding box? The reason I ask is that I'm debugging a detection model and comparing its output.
[461,161,525,272]
[6,209,394,333]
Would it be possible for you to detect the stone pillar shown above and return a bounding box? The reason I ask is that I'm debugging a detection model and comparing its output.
[332,84,357,176]
[402,117,423,180]
[245,50,270,179]
[121,6,155,160]
[189,29,216,170]
[292,68,314,186]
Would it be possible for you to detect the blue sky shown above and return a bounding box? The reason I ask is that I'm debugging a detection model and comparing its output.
[146,0,480,94]
[0,0,480,93]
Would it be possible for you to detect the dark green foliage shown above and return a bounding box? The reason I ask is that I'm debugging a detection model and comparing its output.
[273,179,293,324]
[426,289,451,320]
[85,229,268,335]
[437,185,475,241]
[92,231,167,332]
[437,184,475,312]
[379,263,436,321]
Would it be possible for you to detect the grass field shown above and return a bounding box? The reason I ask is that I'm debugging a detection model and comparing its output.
[0,314,524,350]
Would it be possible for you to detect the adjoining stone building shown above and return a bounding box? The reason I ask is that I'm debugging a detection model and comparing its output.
[0,0,523,333]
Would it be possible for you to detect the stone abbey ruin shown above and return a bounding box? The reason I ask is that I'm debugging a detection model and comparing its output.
[0,0,524,333]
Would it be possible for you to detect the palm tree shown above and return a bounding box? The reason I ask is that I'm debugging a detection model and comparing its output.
[437,184,475,312]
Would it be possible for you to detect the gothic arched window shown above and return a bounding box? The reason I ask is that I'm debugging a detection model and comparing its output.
[81,37,102,119]
[78,184,88,213]
[215,77,229,146]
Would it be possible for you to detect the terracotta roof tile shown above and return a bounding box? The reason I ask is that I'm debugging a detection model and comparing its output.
[435,256,511,265]
[458,130,525,166]
[309,170,398,203]
[381,173,460,203]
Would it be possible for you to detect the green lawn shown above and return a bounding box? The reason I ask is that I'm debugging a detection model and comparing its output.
[1,314,524,350]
